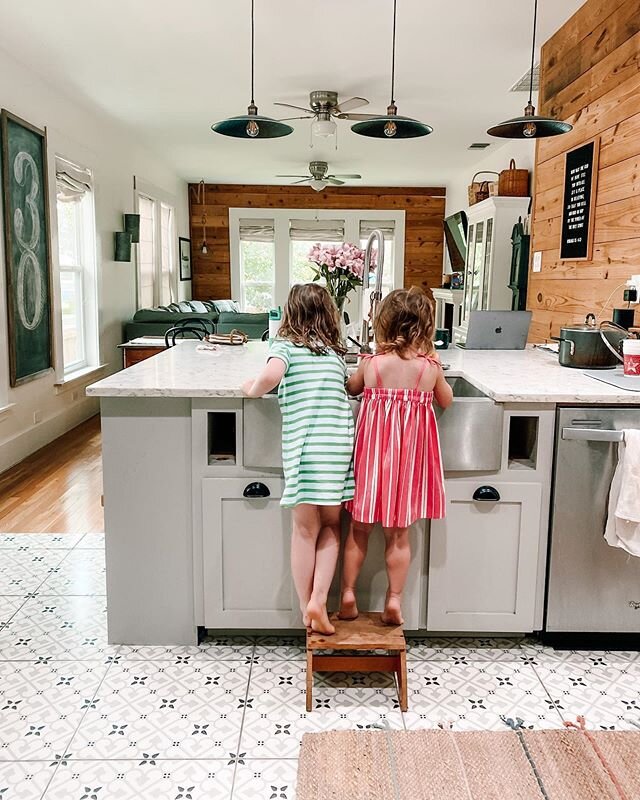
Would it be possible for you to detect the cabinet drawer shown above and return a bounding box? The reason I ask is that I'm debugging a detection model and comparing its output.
[427,481,542,633]
[202,477,294,628]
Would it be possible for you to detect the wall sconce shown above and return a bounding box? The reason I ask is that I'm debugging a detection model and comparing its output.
[124,213,140,243]
[114,231,132,262]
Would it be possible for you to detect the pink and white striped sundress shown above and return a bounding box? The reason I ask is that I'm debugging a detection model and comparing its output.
[346,354,446,528]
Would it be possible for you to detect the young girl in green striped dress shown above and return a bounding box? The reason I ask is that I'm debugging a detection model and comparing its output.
[242,283,354,635]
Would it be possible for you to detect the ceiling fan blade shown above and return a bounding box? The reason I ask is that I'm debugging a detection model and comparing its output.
[334,96,369,113]
[276,174,311,178]
[291,178,312,185]
[330,174,362,180]
[274,102,313,113]
[277,116,313,121]
[336,112,383,120]
[326,177,345,186]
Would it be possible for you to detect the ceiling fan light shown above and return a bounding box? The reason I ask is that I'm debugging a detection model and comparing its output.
[310,179,326,191]
[311,119,337,138]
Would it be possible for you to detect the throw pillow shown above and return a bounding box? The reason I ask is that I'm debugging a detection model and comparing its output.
[211,299,240,313]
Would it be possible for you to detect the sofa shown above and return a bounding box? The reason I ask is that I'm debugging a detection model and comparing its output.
[123,300,268,341]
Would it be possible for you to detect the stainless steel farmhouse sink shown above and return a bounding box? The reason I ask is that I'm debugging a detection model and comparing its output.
[244,376,503,472]
[435,377,503,471]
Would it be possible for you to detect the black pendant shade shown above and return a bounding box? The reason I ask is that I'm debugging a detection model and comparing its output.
[487,112,573,139]
[352,1,432,140]
[351,114,433,139]
[211,1,292,140]
[488,0,572,140]
[211,109,292,139]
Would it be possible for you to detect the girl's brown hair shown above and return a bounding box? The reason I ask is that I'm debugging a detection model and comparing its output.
[278,283,346,355]
[373,287,436,358]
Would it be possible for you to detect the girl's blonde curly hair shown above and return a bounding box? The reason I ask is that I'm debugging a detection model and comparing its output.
[373,287,436,358]
[278,283,346,356]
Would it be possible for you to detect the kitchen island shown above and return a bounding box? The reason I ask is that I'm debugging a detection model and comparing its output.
[87,342,640,645]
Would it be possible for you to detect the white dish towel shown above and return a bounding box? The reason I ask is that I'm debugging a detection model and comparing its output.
[605,429,640,557]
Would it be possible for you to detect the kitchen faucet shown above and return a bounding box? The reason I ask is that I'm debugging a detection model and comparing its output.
[359,229,385,353]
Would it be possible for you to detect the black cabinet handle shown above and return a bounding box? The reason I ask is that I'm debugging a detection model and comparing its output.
[472,485,500,502]
[243,482,271,499]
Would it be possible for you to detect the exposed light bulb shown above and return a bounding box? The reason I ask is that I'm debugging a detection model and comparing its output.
[246,119,260,138]
[201,242,208,254]
[523,121,537,138]
[384,120,397,138]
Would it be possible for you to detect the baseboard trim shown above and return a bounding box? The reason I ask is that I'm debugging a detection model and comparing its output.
[0,399,99,475]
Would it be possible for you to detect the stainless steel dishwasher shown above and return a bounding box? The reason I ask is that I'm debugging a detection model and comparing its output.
[545,407,640,643]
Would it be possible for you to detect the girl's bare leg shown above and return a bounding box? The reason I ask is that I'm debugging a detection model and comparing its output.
[339,519,374,620]
[291,504,321,628]
[382,527,411,625]
[306,505,342,635]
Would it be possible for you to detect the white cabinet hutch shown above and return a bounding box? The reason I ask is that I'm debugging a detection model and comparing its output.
[454,197,530,345]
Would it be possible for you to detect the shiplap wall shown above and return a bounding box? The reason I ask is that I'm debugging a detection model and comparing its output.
[527,0,640,341]
[188,184,446,300]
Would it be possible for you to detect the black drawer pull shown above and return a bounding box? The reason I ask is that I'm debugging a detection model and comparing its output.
[473,485,500,502]
[243,482,270,499]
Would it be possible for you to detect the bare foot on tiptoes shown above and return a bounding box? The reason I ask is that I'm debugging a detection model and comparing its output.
[381,593,404,626]
[306,599,335,635]
[302,612,311,631]
[338,588,359,620]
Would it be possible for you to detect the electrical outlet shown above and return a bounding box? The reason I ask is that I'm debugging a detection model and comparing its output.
[626,275,640,305]
[33,410,42,424]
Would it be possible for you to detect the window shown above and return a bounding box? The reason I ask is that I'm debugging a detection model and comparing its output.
[230,209,406,322]
[135,182,176,308]
[55,157,98,376]
[290,219,345,286]
[238,219,275,312]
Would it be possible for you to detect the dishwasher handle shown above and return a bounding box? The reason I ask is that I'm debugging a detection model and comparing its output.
[561,427,624,443]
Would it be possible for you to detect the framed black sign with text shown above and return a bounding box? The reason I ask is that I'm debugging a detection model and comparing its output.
[560,137,599,261]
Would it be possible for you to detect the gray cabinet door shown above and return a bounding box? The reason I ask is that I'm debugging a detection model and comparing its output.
[427,481,542,633]
[202,477,294,628]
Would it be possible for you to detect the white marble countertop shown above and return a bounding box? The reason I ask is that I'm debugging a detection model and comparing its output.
[86,340,640,404]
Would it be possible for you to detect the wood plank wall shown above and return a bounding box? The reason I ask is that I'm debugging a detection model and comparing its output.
[188,184,446,300]
[527,0,640,341]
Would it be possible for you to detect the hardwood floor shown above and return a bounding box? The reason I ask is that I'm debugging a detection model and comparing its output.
[0,416,104,534]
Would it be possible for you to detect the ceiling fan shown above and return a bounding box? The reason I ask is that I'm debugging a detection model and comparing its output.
[274,90,381,136]
[277,161,362,191]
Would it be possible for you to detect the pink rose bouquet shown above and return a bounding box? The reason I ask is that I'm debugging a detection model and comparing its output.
[308,242,373,310]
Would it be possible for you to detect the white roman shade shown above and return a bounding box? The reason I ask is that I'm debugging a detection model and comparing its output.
[239,218,275,243]
[55,156,92,202]
[359,220,396,239]
[289,218,345,242]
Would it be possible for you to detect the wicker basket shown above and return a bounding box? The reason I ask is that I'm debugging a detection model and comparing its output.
[498,159,529,197]
[468,172,499,205]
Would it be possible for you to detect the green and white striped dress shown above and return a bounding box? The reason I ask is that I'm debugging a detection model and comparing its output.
[269,339,355,507]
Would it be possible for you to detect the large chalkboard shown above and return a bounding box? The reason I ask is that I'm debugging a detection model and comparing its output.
[560,138,599,261]
[1,110,53,385]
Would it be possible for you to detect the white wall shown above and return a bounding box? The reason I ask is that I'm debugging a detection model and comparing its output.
[442,139,535,276]
[0,46,189,474]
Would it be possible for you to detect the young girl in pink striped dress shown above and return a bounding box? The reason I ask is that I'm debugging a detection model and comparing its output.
[341,287,453,625]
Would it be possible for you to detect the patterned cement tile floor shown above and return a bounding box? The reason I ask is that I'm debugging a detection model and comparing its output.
[0,532,639,799]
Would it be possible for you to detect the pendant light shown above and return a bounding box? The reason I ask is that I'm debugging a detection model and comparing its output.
[487,0,572,139]
[351,0,432,139]
[211,0,293,139]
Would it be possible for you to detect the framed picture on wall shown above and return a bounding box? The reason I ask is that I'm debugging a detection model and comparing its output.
[559,137,599,261]
[1,109,54,386]
[179,236,192,281]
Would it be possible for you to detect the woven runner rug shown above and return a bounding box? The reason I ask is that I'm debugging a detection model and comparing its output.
[297,722,640,799]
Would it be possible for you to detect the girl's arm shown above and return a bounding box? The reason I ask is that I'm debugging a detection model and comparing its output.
[433,365,453,409]
[345,359,366,396]
[241,357,286,398]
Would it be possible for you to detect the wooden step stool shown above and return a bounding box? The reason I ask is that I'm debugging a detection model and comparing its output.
[306,612,408,712]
